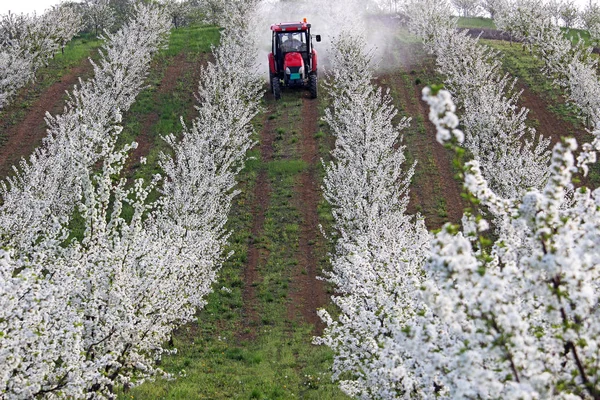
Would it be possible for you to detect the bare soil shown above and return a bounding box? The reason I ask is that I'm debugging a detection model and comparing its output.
[286,94,328,334]
[0,56,94,178]
[516,82,593,186]
[517,82,587,145]
[378,38,465,229]
[184,52,212,118]
[413,83,465,226]
[127,53,187,170]
[125,52,214,174]
[239,104,275,340]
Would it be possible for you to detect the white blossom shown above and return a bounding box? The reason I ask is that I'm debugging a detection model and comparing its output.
[316,31,434,398]
[419,89,600,399]
[319,3,600,394]
[0,6,83,110]
[0,3,171,251]
[83,0,115,36]
[0,2,263,396]
[405,0,551,200]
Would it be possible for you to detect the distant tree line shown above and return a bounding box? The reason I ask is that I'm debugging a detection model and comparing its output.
[370,0,600,32]
[1,0,235,38]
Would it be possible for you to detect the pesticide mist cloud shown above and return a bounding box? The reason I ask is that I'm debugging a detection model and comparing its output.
[254,0,396,79]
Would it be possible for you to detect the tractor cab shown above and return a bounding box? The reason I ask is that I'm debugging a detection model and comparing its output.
[268,19,321,100]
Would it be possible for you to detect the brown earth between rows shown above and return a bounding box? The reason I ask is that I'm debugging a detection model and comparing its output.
[239,103,275,341]
[286,94,327,334]
[125,52,213,174]
[516,82,595,187]
[378,36,465,229]
[517,82,587,147]
[3,20,590,347]
[0,55,95,179]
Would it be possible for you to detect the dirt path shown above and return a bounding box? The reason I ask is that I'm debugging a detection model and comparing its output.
[412,82,464,225]
[517,83,587,145]
[127,52,195,170]
[0,56,94,178]
[516,81,594,186]
[125,51,215,176]
[287,95,328,334]
[379,38,465,229]
[240,104,275,339]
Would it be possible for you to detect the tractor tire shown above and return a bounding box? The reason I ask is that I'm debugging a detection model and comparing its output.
[309,73,318,99]
[272,77,281,100]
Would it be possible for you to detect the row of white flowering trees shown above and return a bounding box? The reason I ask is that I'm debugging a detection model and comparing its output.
[315,30,432,398]
[0,4,84,109]
[0,4,172,397]
[406,0,551,199]
[495,0,600,149]
[0,0,262,397]
[317,0,600,398]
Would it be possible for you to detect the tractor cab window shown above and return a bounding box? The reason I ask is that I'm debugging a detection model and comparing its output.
[278,32,307,53]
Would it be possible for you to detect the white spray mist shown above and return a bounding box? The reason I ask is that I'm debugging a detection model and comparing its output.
[253,0,401,81]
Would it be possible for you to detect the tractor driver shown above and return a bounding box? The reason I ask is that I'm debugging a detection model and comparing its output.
[281,32,303,52]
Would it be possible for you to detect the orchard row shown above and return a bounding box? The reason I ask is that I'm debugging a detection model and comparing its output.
[0,1,262,398]
[317,0,600,399]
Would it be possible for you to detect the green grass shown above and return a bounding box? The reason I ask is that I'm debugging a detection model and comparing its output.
[119,24,221,182]
[128,324,340,399]
[457,16,496,29]
[60,25,223,237]
[123,82,347,399]
[55,32,103,64]
[267,159,307,176]
[128,17,599,399]
[563,27,593,47]
[456,16,595,47]
[165,24,221,57]
[22,15,600,399]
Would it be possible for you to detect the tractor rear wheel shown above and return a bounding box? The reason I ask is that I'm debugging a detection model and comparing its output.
[309,73,318,99]
[272,77,281,100]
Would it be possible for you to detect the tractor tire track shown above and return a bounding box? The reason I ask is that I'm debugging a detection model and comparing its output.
[287,95,327,334]
[125,52,213,174]
[240,104,275,340]
[411,81,464,226]
[380,38,464,229]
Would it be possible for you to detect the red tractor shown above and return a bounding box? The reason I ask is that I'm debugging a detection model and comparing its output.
[268,19,321,100]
